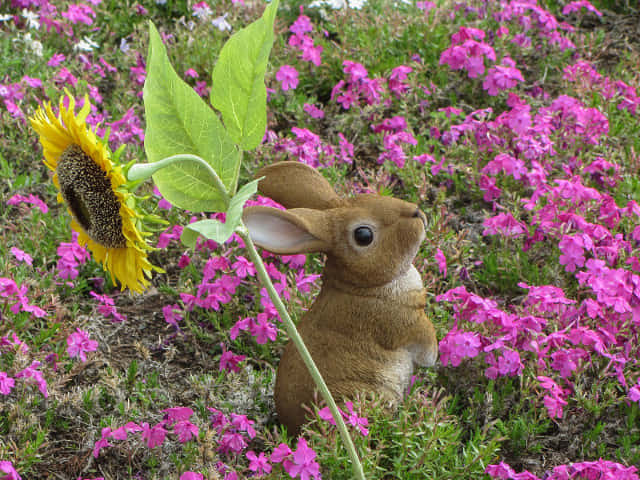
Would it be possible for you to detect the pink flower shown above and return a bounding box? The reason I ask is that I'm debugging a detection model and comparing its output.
[483,63,524,96]
[629,382,640,403]
[184,68,199,78]
[162,304,183,327]
[249,313,277,344]
[180,473,203,480]
[163,407,194,425]
[219,344,245,373]
[435,248,447,276]
[16,361,48,397]
[343,60,368,82]
[276,65,299,91]
[0,461,21,480]
[562,0,602,16]
[173,420,199,443]
[47,53,66,67]
[10,247,32,266]
[140,422,168,448]
[67,328,98,362]
[271,443,293,463]
[439,331,483,367]
[303,103,325,119]
[93,427,113,458]
[486,462,516,479]
[247,451,272,475]
[0,371,15,395]
[290,15,313,35]
[231,256,255,278]
[61,3,96,25]
[285,438,321,480]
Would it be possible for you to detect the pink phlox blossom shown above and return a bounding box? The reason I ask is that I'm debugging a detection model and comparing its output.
[478,175,502,202]
[377,130,417,168]
[416,1,435,12]
[483,61,524,96]
[482,212,527,237]
[47,52,66,67]
[230,413,256,438]
[276,65,299,91]
[343,401,369,436]
[343,60,368,83]
[0,371,15,395]
[6,193,48,213]
[554,460,639,480]
[162,304,183,327]
[192,1,212,17]
[109,422,142,441]
[434,248,447,276]
[247,451,272,475]
[295,271,321,293]
[440,40,496,78]
[140,421,168,448]
[180,473,204,480]
[208,407,230,432]
[290,15,313,35]
[303,103,325,119]
[451,26,486,45]
[10,247,33,266]
[219,344,245,373]
[439,330,483,367]
[271,443,293,463]
[299,37,323,66]
[219,431,247,454]
[61,3,96,25]
[16,361,48,397]
[485,462,517,479]
[67,328,98,362]
[0,460,21,480]
[249,313,278,344]
[337,133,354,164]
[173,420,199,443]
[629,381,640,404]
[230,316,252,340]
[284,438,321,480]
[482,153,527,180]
[93,427,113,458]
[157,225,184,248]
[414,153,436,165]
[162,406,194,426]
[562,1,602,16]
[231,256,255,278]
[90,291,127,322]
[388,65,412,97]
[371,116,407,133]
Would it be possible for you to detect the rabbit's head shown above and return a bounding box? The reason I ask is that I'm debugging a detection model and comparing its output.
[243,162,427,288]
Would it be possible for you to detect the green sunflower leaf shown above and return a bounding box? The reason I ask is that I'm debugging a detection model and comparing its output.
[210,0,279,150]
[143,21,241,212]
[181,178,261,247]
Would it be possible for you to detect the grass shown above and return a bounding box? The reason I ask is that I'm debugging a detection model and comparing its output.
[2,0,640,479]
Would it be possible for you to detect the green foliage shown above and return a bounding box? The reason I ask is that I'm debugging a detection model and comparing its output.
[211,0,279,150]
[143,22,241,212]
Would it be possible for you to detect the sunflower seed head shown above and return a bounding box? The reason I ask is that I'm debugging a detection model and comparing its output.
[57,144,127,248]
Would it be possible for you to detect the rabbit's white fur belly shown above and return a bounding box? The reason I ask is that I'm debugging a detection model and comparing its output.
[380,265,435,391]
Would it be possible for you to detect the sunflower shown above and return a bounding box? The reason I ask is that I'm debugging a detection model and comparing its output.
[30,91,160,293]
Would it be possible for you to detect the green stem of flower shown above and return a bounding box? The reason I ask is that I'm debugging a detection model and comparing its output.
[236,224,366,480]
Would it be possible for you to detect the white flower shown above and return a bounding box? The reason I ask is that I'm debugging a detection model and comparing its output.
[0,14,14,22]
[21,9,40,29]
[155,0,167,4]
[120,38,130,53]
[74,36,100,52]
[193,5,213,18]
[348,0,367,8]
[29,40,43,57]
[212,13,231,32]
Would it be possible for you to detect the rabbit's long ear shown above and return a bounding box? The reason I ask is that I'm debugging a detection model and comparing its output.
[255,161,341,210]
[243,206,332,254]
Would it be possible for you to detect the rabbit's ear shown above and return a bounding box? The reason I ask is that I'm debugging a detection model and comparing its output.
[243,206,332,254]
[255,161,341,210]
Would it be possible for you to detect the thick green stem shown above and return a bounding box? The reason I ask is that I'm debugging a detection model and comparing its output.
[237,225,366,480]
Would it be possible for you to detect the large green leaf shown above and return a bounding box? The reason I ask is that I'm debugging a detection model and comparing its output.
[144,22,241,212]
[182,178,261,247]
[210,0,279,151]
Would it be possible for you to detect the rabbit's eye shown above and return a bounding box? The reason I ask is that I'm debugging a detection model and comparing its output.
[353,226,374,246]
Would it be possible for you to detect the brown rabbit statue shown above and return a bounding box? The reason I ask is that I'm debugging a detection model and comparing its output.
[242,161,438,435]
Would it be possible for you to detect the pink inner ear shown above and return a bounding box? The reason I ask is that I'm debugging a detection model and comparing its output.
[245,211,318,253]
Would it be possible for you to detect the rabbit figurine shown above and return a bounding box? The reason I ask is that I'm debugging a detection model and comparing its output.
[242,161,438,434]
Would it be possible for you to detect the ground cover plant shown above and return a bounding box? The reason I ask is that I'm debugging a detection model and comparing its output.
[1,0,640,479]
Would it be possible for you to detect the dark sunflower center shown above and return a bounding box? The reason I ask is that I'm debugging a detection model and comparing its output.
[57,144,127,248]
